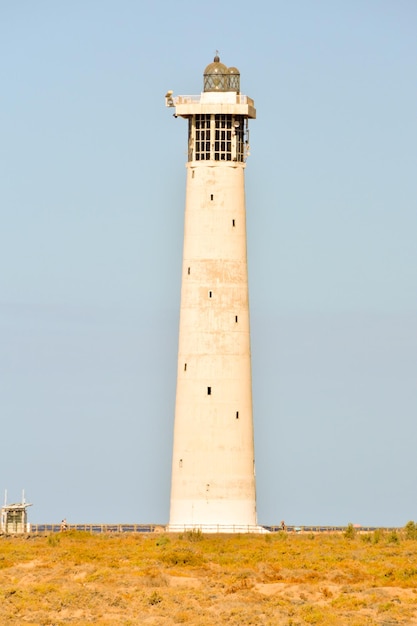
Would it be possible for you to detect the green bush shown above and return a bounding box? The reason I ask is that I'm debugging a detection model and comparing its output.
[148,591,162,605]
[185,529,203,542]
[344,523,356,540]
[404,521,417,540]
[160,547,204,566]
[155,535,170,547]
[47,534,60,547]
[387,531,399,544]
[401,567,417,580]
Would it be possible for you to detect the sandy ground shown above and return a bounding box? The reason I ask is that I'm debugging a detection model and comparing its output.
[1,533,417,625]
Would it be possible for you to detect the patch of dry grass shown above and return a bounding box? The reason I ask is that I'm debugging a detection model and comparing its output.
[1,529,417,624]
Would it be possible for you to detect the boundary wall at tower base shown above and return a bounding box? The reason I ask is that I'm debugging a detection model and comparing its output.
[20,524,399,535]
[167,524,268,534]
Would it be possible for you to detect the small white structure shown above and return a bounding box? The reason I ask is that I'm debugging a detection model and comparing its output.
[166,56,261,532]
[1,491,32,534]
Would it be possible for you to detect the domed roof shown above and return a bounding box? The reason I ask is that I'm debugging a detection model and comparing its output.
[203,55,241,92]
[204,55,228,76]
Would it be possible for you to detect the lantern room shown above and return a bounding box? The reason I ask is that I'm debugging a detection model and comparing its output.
[203,55,240,93]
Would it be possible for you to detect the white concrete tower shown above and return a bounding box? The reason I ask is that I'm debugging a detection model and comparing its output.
[166,55,259,532]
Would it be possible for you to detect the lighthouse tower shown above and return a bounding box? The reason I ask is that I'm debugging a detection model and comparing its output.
[166,56,259,532]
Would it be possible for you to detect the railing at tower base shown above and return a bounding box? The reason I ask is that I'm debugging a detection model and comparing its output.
[167,524,268,534]
[21,524,400,535]
[27,524,162,534]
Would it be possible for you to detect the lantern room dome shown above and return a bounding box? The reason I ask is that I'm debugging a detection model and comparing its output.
[203,55,240,93]
[203,60,228,76]
[227,66,240,92]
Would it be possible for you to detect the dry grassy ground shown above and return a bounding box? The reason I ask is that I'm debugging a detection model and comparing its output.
[1,528,417,625]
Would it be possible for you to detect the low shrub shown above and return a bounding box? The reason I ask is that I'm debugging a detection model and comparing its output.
[156,535,170,547]
[148,590,162,605]
[404,521,417,540]
[160,547,204,567]
[185,529,203,542]
[47,534,60,547]
[344,523,356,540]
[388,531,399,544]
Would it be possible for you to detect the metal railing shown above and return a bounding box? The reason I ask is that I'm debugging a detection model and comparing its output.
[167,524,267,534]
[171,95,254,107]
[263,525,395,533]
[29,524,162,534]
[26,523,402,535]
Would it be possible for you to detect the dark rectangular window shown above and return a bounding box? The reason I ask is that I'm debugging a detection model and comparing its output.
[235,315,238,323]
[209,291,213,298]
[184,363,187,371]
[207,387,211,395]
[194,114,211,161]
[210,194,214,201]
[214,115,232,161]
[236,411,239,419]
[232,219,235,227]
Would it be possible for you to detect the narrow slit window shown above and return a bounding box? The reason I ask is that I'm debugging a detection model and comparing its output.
[207,386,211,395]
[184,363,187,371]
[192,170,195,178]
[236,411,239,419]
[187,267,190,275]
[210,194,214,201]
[232,219,235,227]
[235,315,238,323]
[209,290,213,298]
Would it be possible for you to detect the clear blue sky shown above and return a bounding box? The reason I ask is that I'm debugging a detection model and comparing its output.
[1,1,416,526]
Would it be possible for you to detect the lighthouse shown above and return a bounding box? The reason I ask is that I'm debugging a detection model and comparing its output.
[166,56,259,532]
